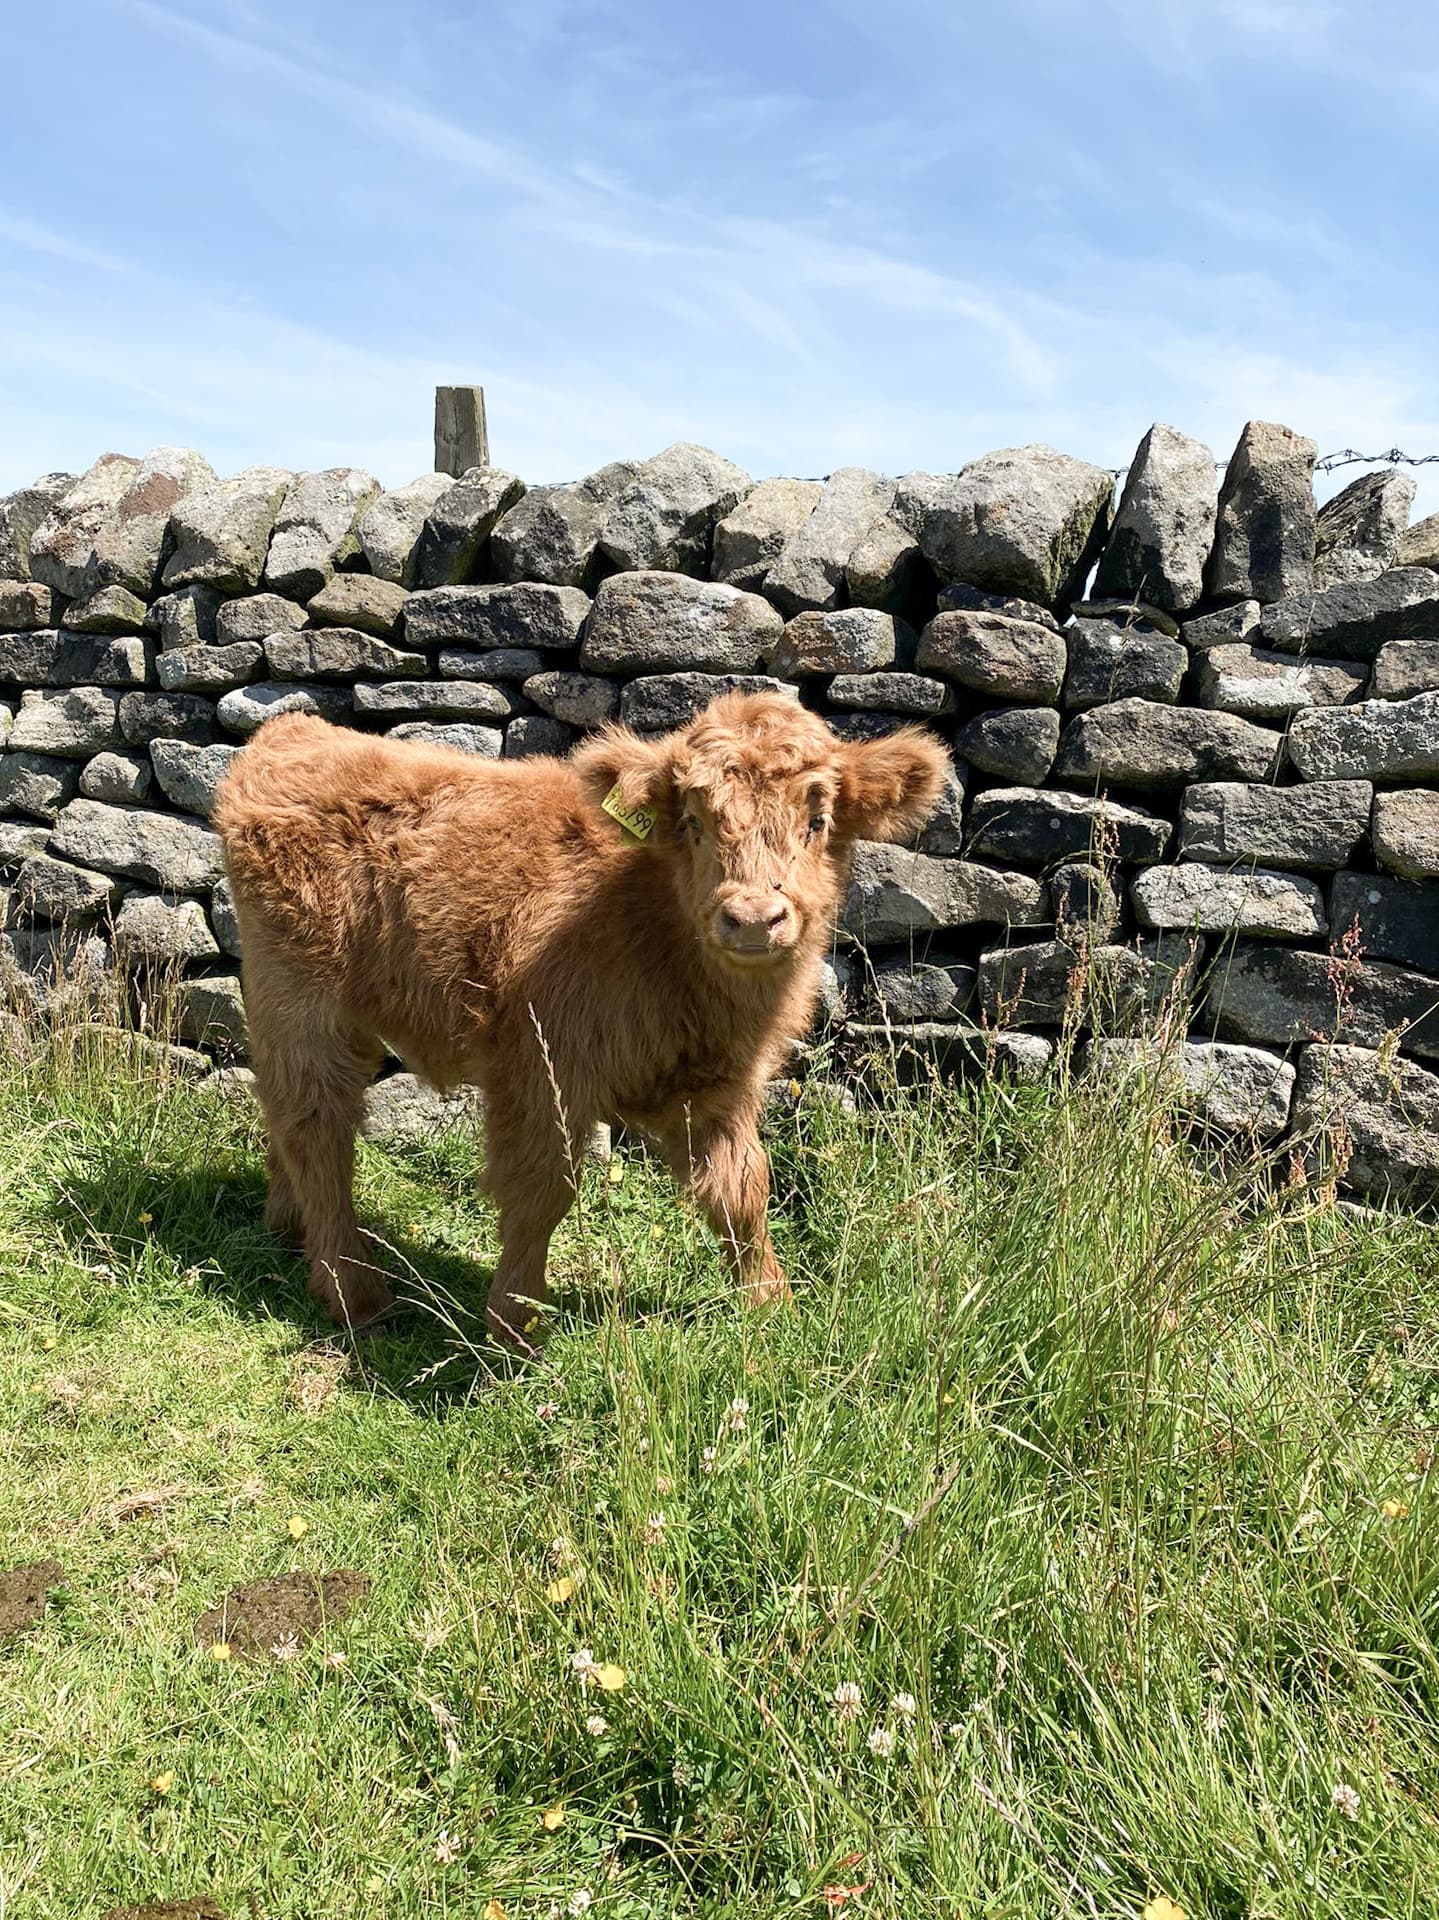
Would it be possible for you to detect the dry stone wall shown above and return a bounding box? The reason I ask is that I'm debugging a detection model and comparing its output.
[2,427,1438,1198]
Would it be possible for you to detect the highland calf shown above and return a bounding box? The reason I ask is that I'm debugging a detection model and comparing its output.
[215,691,947,1343]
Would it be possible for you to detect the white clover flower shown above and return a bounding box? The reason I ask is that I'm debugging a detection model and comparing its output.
[831,1680,862,1720]
[269,1633,301,1662]
[434,1830,460,1865]
[867,1725,896,1759]
[568,1891,593,1916]
[643,1510,667,1545]
[890,1691,917,1719]
[1331,1782,1360,1820]
[727,1396,749,1433]
[585,1713,608,1737]
[701,1446,718,1475]
[570,1646,598,1679]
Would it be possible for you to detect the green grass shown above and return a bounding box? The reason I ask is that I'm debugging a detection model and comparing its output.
[1,1017,1437,1919]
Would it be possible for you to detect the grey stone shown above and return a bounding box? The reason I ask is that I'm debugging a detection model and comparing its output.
[1208,942,1439,1062]
[149,740,240,820]
[0,703,9,747]
[1182,600,1261,650]
[1094,423,1216,613]
[13,853,122,924]
[1179,780,1371,871]
[361,1071,476,1145]
[1291,1043,1439,1202]
[162,467,292,593]
[1062,618,1186,710]
[765,468,896,615]
[216,682,352,736]
[358,473,453,586]
[405,583,591,652]
[1055,698,1281,788]
[504,715,574,758]
[386,722,503,757]
[437,646,547,682]
[1259,569,1439,662]
[1068,596,1181,639]
[978,934,1202,1030]
[113,892,219,966]
[953,706,1059,786]
[913,760,968,856]
[156,642,265,695]
[0,754,79,822]
[82,447,216,596]
[1398,512,1439,571]
[1371,790,1439,881]
[1087,1036,1295,1138]
[307,573,409,638]
[118,691,217,748]
[0,579,63,628]
[263,468,380,598]
[1194,643,1366,719]
[149,584,224,650]
[0,820,51,868]
[847,1022,1054,1086]
[79,750,153,805]
[265,629,428,682]
[1329,870,1439,972]
[210,875,242,957]
[712,478,822,591]
[59,585,149,634]
[967,787,1171,867]
[180,976,248,1056]
[916,611,1067,702]
[618,673,796,734]
[0,631,147,687]
[351,680,512,721]
[827,672,955,717]
[864,955,976,1022]
[581,571,782,674]
[902,446,1113,607]
[50,798,224,892]
[213,593,308,647]
[521,671,618,727]
[845,516,927,615]
[0,471,74,580]
[767,608,907,676]
[1205,420,1317,603]
[28,453,140,597]
[412,466,528,588]
[1287,691,1439,781]
[9,688,123,758]
[490,462,636,588]
[597,442,749,576]
[1050,860,1121,937]
[839,842,1043,944]
[1314,469,1414,588]
[934,582,1062,632]
[1371,639,1439,701]
[826,712,919,744]
[1131,862,1325,938]
[0,925,111,1017]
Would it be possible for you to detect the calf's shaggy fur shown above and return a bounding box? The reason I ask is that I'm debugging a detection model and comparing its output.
[215,691,946,1341]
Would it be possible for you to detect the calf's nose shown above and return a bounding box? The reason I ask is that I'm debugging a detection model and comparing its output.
[716,893,791,951]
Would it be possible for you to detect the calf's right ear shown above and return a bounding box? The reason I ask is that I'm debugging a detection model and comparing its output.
[573,725,677,840]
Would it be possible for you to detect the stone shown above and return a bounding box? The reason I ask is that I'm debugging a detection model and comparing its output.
[1050,860,1121,937]
[581,572,783,674]
[504,715,574,758]
[978,934,1202,1030]
[1130,862,1325,938]
[1314,469,1414,587]
[265,630,428,682]
[9,688,123,759]
[490,462,637,587]
[28,453,140,597]
[386,722,503,757]
[83,447,216,596]
[913,760,968,856]
[765,468,896,615]
[967,787,1171,867]
[846,1021,1054,1086]
[521,671,618,728]
[0,631,148,687]
[113,892,220,966]
[213,593,307,647]
[1069,596,1181,639]
[307,573,409,638]
[0,925,111,1017]
[864,955,976,1022]
[1371,790,1439,881]
[1062,618,1186,710]
[934,582,1062,632]
[0,579,62,628]
[13,853,122,924]
[826,672,954,716]
[118,691,217,748]
[1259,569,1439,662]
[845,516,927,615]
[1370,639,1439,701]
[1094,423,1216,613]
[1055,699,1281,788]
[79,751,153,805]
[1182,600,1261,651]
[262,468,380,598]
[358,473,453,585]
[1287,691,1439,781]
[351,681,512,721]
[162,467,292,593]
[404,583,591,653]
[216,683,352,736]
[437,646,547,682]
[361,1072,476,1145]
[953,706,1059,786]
[0,821,50,868]
[210,876,242,957]
[903,446,1113,607]
[1398,512,1439,570]
[1329,870,1439,971]
[180,976,248,1056]
[1205,420,1317,603]
[1208,942,1439,1062]
[412,466,528,588]
[148,584,224,650]
[1087,1037,1295,1138]
[1194,643,1366,719]
[596,442,749,576]
[712,478,822,591]
[50,798,224,892]
[0,754,79,822]
[915,611,1067,702]
[826,713,918,744]
[0,471,74,580]
[156,642,265,695]
[767,608,907,676]
[618,673,796,734]
[61,585,149,633]
[1291,1044,1439,1203]
[839,843,1043,945]
[1179,780,1371,871]
[149,741,240,820]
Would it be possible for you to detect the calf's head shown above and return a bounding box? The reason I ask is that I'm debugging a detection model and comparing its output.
[576,691,949,970]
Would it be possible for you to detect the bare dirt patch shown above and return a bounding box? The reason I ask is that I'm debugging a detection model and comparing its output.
[0,1559,62,1640]
[193,1569,370,1659]
[287,1343,349,1414]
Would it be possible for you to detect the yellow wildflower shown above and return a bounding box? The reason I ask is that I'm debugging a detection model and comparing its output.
[608,1160,624,1186]
[483,1903,508,1920]
[137,1211,153,1226]
[1382,1498,1409,1520]
[150,1771,174,1795]
[1142,1900,1187,1920]
[208,1642,231,1662]
[595,1662,627,1692]
[541,1805,566,1831]
[287,1514,309,1540]
[546,1577,576,1604]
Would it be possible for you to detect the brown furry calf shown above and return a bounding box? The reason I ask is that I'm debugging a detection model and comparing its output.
[214,691,947,1343]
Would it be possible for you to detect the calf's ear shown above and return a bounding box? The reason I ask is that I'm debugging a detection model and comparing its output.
[573,724,677,839]
[834,728,950,844]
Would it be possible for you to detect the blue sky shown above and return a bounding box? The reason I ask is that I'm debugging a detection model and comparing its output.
[5,0,1439,512]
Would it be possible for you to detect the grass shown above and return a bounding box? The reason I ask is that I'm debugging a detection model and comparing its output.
[0,1011,1437,1919]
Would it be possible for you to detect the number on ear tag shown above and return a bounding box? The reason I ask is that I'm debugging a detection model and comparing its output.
[601,783,655,841]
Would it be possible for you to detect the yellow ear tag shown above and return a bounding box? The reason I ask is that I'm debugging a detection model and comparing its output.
[601,783,655,841]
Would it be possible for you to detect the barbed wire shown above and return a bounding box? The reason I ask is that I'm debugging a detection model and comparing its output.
[1109,446,1439,480]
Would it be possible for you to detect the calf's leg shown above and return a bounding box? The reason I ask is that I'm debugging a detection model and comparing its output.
[657,1107,790,1307]
[480,1079,584,1348]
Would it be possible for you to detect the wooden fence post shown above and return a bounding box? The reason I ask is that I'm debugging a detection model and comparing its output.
[434,386,489,476]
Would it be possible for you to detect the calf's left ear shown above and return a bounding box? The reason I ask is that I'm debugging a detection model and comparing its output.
[573,724,677,839]
[834,728,950,844]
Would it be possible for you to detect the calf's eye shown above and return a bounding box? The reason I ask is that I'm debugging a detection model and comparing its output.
[807,815,828,839]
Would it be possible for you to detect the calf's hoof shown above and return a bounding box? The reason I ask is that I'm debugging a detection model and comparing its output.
[309,1256,395,1332]
[743,1271,793,1310]
[484,1288,546,1354]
